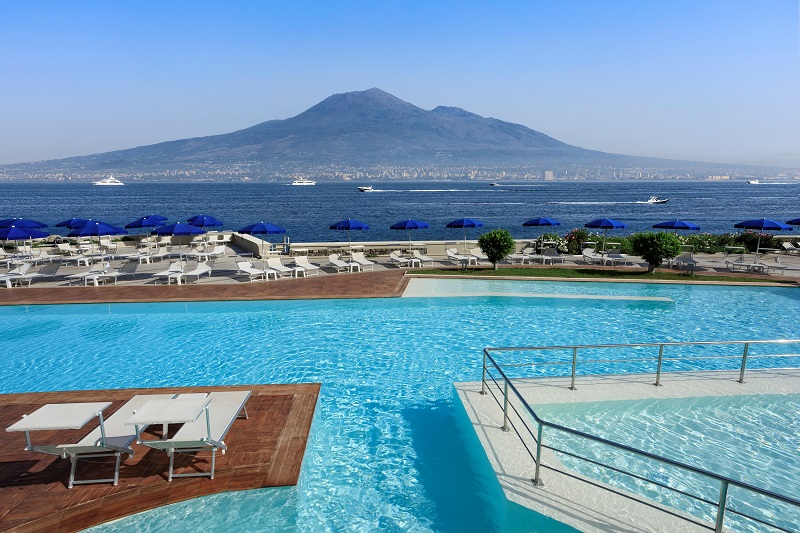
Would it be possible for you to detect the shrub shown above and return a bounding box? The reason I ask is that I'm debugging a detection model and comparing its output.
[535,233,568,253]
[627,232,682,273]
[564,228,589,254]
[478,229,515,270]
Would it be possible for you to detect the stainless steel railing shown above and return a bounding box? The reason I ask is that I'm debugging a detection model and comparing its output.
[480,339,800,533]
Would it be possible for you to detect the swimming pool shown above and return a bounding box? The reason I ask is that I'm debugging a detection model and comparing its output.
[536,394,800,532]
[1,279,798,532]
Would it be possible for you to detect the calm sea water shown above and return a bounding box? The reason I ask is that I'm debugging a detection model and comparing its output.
[0,180,798,242]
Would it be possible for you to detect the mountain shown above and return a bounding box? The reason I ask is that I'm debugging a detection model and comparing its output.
[2,88,721,177]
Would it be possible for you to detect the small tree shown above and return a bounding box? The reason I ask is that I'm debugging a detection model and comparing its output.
[478,229,515,270]
[628,232,682,273]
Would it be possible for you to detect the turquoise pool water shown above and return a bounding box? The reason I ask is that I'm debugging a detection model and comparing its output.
[536,394,800,532]
[1,279,798,532]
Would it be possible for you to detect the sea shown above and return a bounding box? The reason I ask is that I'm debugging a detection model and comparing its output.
[0,180,798,242]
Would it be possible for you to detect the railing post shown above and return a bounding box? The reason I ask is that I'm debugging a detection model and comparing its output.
[533,422,544,486]
[654,344,664,386]
[502,380,510,431]
[738,342,749,383]
[569,348,578,390]
[715,480,729,533]
[481,350,487,395]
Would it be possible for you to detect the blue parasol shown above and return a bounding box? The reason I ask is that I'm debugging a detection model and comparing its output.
[56,218,90,228]
[390,219,429,249]
[446,218,484,250]
[0,225,49,241]
[585,218,627,252]
[125,214,168,229]
[239,222,287,258]
[187,214,223,228]
[786,218,800,226]
[0,218,47,229]
[330,218,369,253]
[733,218,791,254]
[523,217,561,227]
[152,223,205,236]
[653,220,701,231]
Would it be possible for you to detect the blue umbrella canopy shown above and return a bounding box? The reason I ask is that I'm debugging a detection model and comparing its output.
[733,218,792,231]
[239,222,287,258]
[330,218,369,252]
[67,221,127,237]
[446,218,484,250]
[152,223,205,236]
[523,217,561,227]
[786,218,800,226]
[0,225,49,241]
[0,218,47,229]
[653,220,701,231]
[390,219,429,248]
[584,218,627,229]
[56,218,90,228]
[187,214,223,228]
[238,222,287,235]
[446,218,483,229]
[125,214,168,229]
[584,218,627,252]
[733,218,791,254]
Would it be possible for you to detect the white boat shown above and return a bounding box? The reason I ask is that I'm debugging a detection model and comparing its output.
[747,180,760,185]
[646,196,668,204]
[357,186,373,192]
[290,178,316,186]
[93,176,124,186]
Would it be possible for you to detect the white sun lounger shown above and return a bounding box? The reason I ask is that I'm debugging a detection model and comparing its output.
[169,261,213,284]
[153,260,185,283]
[236,260,268,281]
[412,249,435,266]
[0,263,33,287]
[446,248,476,266]
[328,254,360,273]
[542,247,566,265]
[65,263,110,286]
[350,252,375,271]
[7,395,175,488]
[265,257,292,278]
[388,250,419,268]
[140,390,251,481]
[292,255,320,275]
[4,262,60,288]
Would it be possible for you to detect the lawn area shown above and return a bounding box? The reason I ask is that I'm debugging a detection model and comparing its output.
[415,267,797,284]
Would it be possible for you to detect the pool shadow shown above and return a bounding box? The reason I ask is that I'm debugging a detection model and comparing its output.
[401,398,506,533]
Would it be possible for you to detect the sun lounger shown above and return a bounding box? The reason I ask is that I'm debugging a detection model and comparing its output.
[469,247,488,264]
[152,260,185,283]
[141,390,251,481]
[4,262,59,288]
[412,249,435,266]
[542,247,566,265]
[350,252,375,271]
[667,252,698,270]
[292,255,320,275]
[781,241,800,255]
[236,260,268,281]
[446,248,477,266]
[56,243,82,256]
[582,248,605,265]
[169,261,213,284]
[65,263,110,286]
[725,258,759,273]
[327,254,360,273]
[605,249,632,266]
[267,257,293,278]
[9,394,175,488]
[1,263,33,287]
[388,250,419,268]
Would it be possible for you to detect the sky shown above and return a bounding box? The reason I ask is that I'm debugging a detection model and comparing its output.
[1,1,799,167]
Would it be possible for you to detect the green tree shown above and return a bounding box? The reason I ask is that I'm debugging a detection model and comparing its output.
[478,229,515,270]
[628,232,682,273]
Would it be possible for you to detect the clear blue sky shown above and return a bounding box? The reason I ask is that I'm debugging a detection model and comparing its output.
[1,1,798,167]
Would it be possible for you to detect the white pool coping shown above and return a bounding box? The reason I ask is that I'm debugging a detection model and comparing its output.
[402,277,674,302]
[455,369,800,533]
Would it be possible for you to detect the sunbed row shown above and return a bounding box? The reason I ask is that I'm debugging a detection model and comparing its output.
[5,390,251,488]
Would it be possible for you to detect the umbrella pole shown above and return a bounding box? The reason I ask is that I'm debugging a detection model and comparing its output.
[602,229,608,253]
[463,227,467,253]
[755,233,762,261]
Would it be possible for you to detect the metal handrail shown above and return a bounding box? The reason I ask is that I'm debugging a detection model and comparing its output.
[480,339,800,533]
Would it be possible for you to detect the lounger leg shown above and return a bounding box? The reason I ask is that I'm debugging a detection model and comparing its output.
[210,448,216,480]
[113,452,121,485]
[69,455,77,489]
[168,449,174,482]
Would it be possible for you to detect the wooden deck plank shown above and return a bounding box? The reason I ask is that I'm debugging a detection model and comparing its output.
[0,384,319,533]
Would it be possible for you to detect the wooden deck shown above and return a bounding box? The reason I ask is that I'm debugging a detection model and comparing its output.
[0,384,319,533]
[0,270,409,306]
